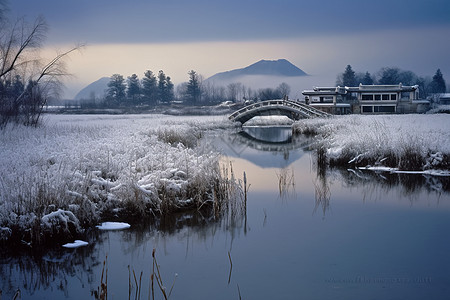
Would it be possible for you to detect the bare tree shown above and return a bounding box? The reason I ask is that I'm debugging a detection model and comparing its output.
[277,82,291,99]
[227,82,242,102]
[0,14,82,127]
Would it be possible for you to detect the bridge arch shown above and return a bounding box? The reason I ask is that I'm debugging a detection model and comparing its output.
[228,99,329,124]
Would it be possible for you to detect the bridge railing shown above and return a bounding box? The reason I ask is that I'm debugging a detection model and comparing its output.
[229,99,330,121]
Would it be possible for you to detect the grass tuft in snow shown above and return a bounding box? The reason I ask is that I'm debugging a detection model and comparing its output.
[0,114,242,248]
[293,114,450,172]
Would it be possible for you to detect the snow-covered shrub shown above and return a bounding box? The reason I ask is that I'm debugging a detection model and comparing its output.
[41,209,81,241]
[0,114,236,246]
[427,105,450,114]
[293,114,450,171]
[0,227,12,241]
[156,127,202,148]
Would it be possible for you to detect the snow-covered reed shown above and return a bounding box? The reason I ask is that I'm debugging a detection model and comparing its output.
[293,114,450,172]
[0,114,240,246]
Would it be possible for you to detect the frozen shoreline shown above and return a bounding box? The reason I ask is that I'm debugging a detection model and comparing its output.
[293,114,450,173]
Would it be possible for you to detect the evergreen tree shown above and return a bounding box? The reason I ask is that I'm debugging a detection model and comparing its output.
[126,73,141,104]
[141,70,158,106]
[106,74,126,107]
[362,72,374,85]
[157,70,167,103]
[157,70,174,103]
[342,65,356,86]
[186,70,201,104]
[430,69,446,93]
[165,76,174,102]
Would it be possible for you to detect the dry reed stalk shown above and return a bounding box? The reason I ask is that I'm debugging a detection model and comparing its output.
[151,248,176,300]
[228,251,233,285]
[93,256,108,300]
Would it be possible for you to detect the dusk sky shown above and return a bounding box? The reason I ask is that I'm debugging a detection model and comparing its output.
[8,0,450,98]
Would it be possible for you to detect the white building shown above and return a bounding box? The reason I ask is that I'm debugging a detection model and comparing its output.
[437,93,450,105]
[302,84,430,114]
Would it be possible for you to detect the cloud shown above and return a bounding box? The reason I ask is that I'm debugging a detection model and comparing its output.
[9,0,450,44]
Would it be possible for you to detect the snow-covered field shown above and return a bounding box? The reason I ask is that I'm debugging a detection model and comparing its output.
[0,114,236,246]
[293,114,450,174]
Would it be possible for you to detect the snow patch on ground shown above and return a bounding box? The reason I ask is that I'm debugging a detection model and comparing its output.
[96,222,131,230]
[62,240,89,248]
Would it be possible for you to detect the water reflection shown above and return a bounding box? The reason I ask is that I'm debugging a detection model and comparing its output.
[313,171,331,218]
[241,126,293,143]
[0,188,247,299]
[276,167,296,200]
[342,168,450,198]
[211,126,313,169]
[0,205,247,299]
[0,230,104,299]
[309,167,449,218]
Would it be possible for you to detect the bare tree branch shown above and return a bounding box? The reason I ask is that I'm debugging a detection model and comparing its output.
[0,16,47,78]
[1,9,84,127]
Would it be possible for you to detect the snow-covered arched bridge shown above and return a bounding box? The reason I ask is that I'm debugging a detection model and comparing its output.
[228,99,330,124]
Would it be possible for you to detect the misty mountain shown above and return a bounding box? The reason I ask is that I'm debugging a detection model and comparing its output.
[74,77,110,100]
[207,59,308,82]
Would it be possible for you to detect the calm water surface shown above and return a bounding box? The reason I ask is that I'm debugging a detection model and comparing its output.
[1,125,449,299]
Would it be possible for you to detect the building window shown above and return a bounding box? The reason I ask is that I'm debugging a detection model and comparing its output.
[375,94,381,100]
[362,94,374,101]
[390,94,397,100]
[362,106,373,113]
[377,105,396,113]
[382,94,389,100]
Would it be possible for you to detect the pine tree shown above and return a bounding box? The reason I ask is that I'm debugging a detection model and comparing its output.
[157,70,167,103]
[165,76,174,102]
[141,70,158,106]
[157,70,174,103]
[106,74,126,107]
[342,65,356,87]
[186,70,201,104]
[126,74,140,103]
[430,69,446,93]
[362,72,373,85]
[126,74,140,104]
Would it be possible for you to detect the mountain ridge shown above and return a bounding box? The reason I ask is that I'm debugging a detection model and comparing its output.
[74,77,110,100]
[207,59,308,82]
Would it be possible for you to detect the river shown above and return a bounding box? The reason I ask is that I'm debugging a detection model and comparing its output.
[1,124,449,299]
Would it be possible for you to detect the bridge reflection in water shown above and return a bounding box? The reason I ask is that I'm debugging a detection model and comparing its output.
[216,125,313,169]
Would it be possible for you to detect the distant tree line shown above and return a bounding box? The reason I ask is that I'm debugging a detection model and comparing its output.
[336,65,447,98]
[82,69,293,108]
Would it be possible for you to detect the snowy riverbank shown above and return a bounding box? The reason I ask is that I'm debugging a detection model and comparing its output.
[293,114,450,174]
[0,114,240,247]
